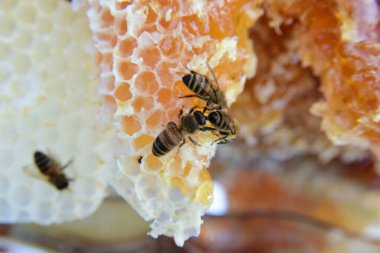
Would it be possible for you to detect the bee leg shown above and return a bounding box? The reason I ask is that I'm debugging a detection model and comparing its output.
[178,106,184,120]
[211,135,228,145]
[217,139,228,145]
[178,94,206,101]
[61,159,73,170]
[189,105,200,114]
[176,139,186,156]
[188,136,201,146]
[202,102,220,113]
[179,138,186,148]
[199,127,218,132]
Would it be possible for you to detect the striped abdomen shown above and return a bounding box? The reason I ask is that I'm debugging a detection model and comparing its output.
[182,73,216,102]
[34,151,55,175]
[208,111,232,133]
[152,122,183,157]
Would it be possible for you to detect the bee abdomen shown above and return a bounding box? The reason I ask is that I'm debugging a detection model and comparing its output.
[34,151,52,174]
[182,74,209,98]
[152,124,183,157]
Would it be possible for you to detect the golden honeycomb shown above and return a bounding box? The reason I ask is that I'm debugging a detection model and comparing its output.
[263,0,380,160]
[1,0,379,248]
[83,0,262,246]
[231,16,371,163]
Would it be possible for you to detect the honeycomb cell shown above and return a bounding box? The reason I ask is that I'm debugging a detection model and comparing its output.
[15,3,36,23]
[138,46,161,69]
[181,15,206,36]
[145,6,158,24]
[118,37,137,57]
[117,60,139,80]
[170,176,192,197]
[95,31,117,48]
[133,134,155,151]
[13,29,34,49]
[104,76,115,92]
[114,82,132,101]
[195,181,213,205]
[157,87,174,106]
[115,16,127,35]
[134,71,159,94]
[146,110,165,129]
[36,18,53,35]
[159,37,179,57]
[145,154,163,172]
[11,53,31,74]
[132,96,154,112]
[156,61,177,86]
[0,16,15,37]
[99,7,114,28]
[50,30,72,50]
[157,16,180,32]
[120,115,141,136]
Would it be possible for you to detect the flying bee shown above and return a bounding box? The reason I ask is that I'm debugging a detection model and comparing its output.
[33,151,73,190]
[152,107,208,157]
[180,62,228,111]
[206,110,238,144]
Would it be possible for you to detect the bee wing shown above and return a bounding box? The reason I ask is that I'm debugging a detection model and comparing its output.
[205,62,229,108]
[22,165,45,181]
[205,62,220,89]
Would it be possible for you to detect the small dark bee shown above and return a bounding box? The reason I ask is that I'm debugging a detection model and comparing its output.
[180,62,228,111]
[207,110,238,144]
[152,107,208,157]
[33,151,73,190]
[137,156,143,164]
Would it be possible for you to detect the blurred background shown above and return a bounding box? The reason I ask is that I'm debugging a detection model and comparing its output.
[2,140,380,253]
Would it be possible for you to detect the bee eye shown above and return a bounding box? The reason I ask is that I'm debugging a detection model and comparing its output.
[208,112,218,123]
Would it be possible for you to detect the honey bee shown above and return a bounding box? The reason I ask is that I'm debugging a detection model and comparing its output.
[207,110,238,144]
[33,151,73,190]
[152,107,208,157]
[180,62,228,110]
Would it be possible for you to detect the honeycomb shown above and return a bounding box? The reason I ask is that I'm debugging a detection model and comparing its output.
[263,0,380,160]
[231,16,371,163]
[0,0,115,224]
[83,0,262,246]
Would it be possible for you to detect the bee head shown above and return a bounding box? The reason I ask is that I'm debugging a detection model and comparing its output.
[55,175,70,190]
